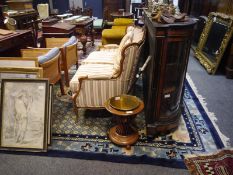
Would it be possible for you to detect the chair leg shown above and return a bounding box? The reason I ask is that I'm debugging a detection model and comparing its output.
[64,70,70,87]
[76,61,79,69]
[73,106,79,123]
[59,79,66,95]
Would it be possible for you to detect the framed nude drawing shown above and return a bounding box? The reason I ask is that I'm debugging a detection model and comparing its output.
[0,79,49,152]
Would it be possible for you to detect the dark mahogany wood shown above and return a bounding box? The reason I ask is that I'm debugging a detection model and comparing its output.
[65,18,94,54]
[0,30,35,56]
[105,98,144,149]
[41,22,76,47]
[143,12,196,136]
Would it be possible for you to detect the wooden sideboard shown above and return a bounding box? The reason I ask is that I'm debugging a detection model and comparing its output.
[8,11,38,29]
[0,30,34,56]
[143,12,196,136]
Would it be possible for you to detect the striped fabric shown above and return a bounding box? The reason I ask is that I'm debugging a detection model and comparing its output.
[71,44,140,107]
[70,64,115,93]
[75,79,129,107]
[81,51,117,65]
[70,26,145,108]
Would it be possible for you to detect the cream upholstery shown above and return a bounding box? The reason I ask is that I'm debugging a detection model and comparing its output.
[82,26,144,65]
[70,26,145,116]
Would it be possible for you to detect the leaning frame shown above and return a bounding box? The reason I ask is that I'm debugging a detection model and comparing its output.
[0,79,49,152]
[194,12,233,74]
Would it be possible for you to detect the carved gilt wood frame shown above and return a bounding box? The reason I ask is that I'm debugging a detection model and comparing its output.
[194,12,233,74]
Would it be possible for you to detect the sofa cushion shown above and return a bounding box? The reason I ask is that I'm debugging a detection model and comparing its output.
[70,63,115,92]
[63,36,77,47]
[126,26,135,33]
[38,47,59,64]
[113,18,134,26]
[118,31,133,51]
[82,51,117,65]
[132,27,144,43]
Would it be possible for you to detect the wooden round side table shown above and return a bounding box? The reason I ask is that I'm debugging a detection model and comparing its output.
[105,95,144,149]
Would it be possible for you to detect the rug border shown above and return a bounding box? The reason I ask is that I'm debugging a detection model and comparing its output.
[186,74,230,147]
[0,76,227,169]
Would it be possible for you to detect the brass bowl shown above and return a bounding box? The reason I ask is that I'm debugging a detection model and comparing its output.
[109,94,139,111]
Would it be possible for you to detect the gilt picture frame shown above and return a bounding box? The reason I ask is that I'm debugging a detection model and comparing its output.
[0,79,49,152]
[194,12,233,74]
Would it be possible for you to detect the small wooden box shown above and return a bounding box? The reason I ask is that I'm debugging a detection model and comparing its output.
[6,0,33,10]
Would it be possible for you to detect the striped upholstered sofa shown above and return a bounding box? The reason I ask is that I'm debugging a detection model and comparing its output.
[70,26,145,118]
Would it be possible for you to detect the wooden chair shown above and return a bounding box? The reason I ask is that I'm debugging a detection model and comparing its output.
[82,8,93,17]
[20,48,65,95]
[44,37,78,87]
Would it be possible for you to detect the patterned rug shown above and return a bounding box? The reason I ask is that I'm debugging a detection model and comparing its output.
[49,74,228,169]
[184,149,233,174]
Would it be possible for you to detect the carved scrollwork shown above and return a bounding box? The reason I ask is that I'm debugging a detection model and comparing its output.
[194,12,233,74]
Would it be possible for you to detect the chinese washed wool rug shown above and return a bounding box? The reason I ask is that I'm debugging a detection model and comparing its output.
[49,74,229,169]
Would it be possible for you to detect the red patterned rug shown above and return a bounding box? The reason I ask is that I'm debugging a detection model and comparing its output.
[185,149,233,175]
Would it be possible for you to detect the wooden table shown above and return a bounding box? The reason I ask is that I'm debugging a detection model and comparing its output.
[7,11,38,29]
[110,12,133,18]
[41,22,76,47]
[105,96,144,149]
[0,30,34,56]
[65,17,94,54]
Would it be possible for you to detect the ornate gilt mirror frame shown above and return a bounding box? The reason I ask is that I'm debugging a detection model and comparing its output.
[194,12,233,74]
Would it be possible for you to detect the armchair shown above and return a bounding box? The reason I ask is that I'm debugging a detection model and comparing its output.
[101,18,134,45]
[44,36,78,87]
[70,26,145,118]
[20,48,65,95]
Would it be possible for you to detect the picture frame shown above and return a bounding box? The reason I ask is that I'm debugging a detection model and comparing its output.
[0,79,49,152]
[194,12,233,74]
[0,67,44,106]
[0,67,43,80]
[0,57,39,67]
[47,84,54,145]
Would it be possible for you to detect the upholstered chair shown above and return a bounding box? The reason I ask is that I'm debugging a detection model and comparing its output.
[82,26,145,65]
[70,26,145,119]
[43,36,78,86]
[21,48,65,95]
[101,18,134,45]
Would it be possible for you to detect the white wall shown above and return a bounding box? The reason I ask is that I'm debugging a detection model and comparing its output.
[69,0,83,9]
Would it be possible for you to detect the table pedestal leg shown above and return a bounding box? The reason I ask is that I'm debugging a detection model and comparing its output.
[80,35,87,54]
[108,116,139,149]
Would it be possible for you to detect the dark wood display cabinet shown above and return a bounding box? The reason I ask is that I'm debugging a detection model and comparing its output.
[143,11,196,136]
